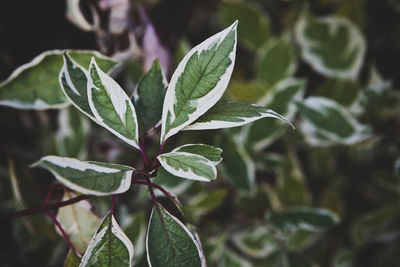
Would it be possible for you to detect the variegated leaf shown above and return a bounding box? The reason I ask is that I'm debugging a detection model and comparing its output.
[171,144,222,165]
[157,152,217,182]
[32,156,133,196]
[80,211,134,266]
[160,21,238,143]
[88,58,139,149]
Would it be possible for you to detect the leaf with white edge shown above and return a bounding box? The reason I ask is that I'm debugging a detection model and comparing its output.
[295,12,366,79]
[56,106,90,159]
[64,249,81,267]
[297,96,372,146]
[172,144,223,165]
[267,207,340,232]
[184,100,293,131]
[220,249,252,267]
[160,21,238,143]
[146,205,205,267]
[0,50,118,110]
[133,60,168,136]
[152,167,192,196]
[257,38,297,86]
[80,211,134,267]
[217,133,255,192]
[122,211,147,265]
[88,58,139,149]
[232,225,278,258]
[66,0,95,31]
[56,192,100,254]
[32,156,134,196]
[157,152,217,182]
[187,188,228,218]
[244,79,306,151]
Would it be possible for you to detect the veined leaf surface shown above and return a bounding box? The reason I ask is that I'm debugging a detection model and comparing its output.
[32,156,133,196]
[146,205,205,267]
[80,212,134,267]
[88,58,140,149]
[184,100,293,130]
[171,144,223,165]
[157,152,217,182]
[160,21,238,143]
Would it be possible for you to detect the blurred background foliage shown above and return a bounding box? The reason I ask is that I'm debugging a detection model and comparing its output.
[1,0,400,266]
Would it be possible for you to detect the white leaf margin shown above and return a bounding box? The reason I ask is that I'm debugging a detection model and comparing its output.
[295,15,366,80]
[160,21,238,143]
[145,206,206,267]
[31,155,134,196]
[157,152,217,182]
[171,143,223,166]
[80,212,134,267]
[88,57,140,150]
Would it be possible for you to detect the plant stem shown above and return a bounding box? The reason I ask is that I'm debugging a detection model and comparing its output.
[132,179,174,200]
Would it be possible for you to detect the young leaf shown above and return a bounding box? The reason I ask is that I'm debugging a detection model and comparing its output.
[160,21,238,143]
[146,205,205,267]
[56,192,100,254]
[183,100,293,131]
[80,211,134,267]
[171,144,223,165]
[295,12,366,79]
[297,96,372,146]
[32,156,134,196]
[0,50,118,110]
[157,152,217,182]
[88,57,140,149]
[132,60,168,136]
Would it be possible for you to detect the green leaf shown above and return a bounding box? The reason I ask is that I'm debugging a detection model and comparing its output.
[295,12,366,79]
[146,205,205,267]
[227,80,269,103]
[157,152,217,182]
[152,167,192,195]
[56,192,100,254]
[219,1,269,50]
[218,133,255,192]
[0,50,118,110]
[64,249,81,267]
[133,60,168,136]
[32,156,134,196]
[257,38,297,86]
[267,207,340,232]
[184,100,293,131]
[122,212,147,265]
[88,58,140,149]
[220,249,252,267]
[56,106,89,159]
[314,79,360,107]
[297,96,372,146]
[160,21,238,143]
[187,188,228,218]
[232,225,278,258]
[172,144,223,165]
[80,211,134,266]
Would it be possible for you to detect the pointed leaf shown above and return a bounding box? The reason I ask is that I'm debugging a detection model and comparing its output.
[146,205,205,267]
[56,192,100,254]
[157,152,217,182]
[0,50,118,109]
[88,58,139,149]
[295,12,366,79]
[133,60,168,135]
[172,144,222,165]
[160,21,238,143]
[32,156,134,196]
[80,211,134,266]
[184,100,293,131]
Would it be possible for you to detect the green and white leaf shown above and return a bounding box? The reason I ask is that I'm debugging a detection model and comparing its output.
[0,50,118,110]
[187,188,228,218]
[152,167,192,196]
[267,207,340,232]
[88,58,139,149]
[295,12,366,79]
[232,225,278,258]
[184,100,293,131]
[146,205,205,267]
[64,249,82,267]
[297,96,372,146]
[220,249,252,267]
[122,211,147,265]
[56,192,100,254]
[160,21,238,143]
[80,211,134,267]
[56,106,90,159]
[32,156,134,196]
[133,60,168,135]
[157,152,217,182]
[257,38,297,86]
[171,144,223,165]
